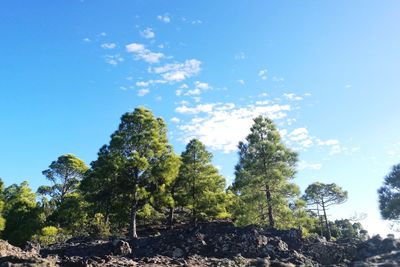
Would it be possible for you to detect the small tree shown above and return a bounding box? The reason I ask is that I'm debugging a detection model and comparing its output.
[80,145,123,226]
[39,154,88,205]
[174,139,229,225]
[3,181,43,246]
[378,164,400,221]
[303,182,348,240]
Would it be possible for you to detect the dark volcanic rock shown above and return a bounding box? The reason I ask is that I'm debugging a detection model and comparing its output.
[2,221,400,266]
[0,239,56,266]
[132,221,313,266]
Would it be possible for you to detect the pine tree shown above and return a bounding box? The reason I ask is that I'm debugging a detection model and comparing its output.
[303,182,348,240]
[3,181,43,246]
[38,154,88,205]
[80,145,122,226]
[108,107,179,238]
[233,116,298,228]
[174,139,230,225]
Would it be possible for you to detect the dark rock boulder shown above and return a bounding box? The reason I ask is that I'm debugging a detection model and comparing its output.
[0,240,56,267]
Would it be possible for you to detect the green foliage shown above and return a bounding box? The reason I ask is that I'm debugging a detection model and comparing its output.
[174,139,230,224]
[33,226,60,246]
[2,181,43,247]
[39,154,88,205]
[48,193,88,236]
[87,213,111,238]
[232,116,298,228]
[303,182,348,240]
[378,164,400,220]
[106,107,179,238]
[80,145,125,230]
[329,219,369,240]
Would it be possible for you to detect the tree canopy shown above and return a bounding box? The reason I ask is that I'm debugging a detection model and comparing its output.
[233,116,299,228]
[174,139,230,225]
[38,154,88,205]
[378,163,400,221]
[303,182,348,240]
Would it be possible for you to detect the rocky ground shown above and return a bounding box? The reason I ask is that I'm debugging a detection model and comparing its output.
[1,221,400,266]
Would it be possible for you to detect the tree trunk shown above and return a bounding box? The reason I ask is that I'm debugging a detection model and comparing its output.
[168,206,175,229]
[192,164,197,227]
[321,200,331,240]
[129,202,138,239]
[265,185,274,228]
[316,204,323,236]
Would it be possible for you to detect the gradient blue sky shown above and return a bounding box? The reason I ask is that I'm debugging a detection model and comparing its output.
[1,1,400,236]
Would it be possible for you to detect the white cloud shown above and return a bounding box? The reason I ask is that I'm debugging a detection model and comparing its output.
[298,161,322,171]
[151,59,201,82]
[194,81,210,90]
[316,139,340,146]
[175,89,183,96]
[175,104,215,114]
[184,88,201,96]
[191,19,203,24]
[286,128,343,153]
[177,102,291,152]
[193,97,201,103]
[135,80,167,88]
[101,43,117,49]
[99,32,107,36]
[126,43,145,53]
[83,37,91,42]
[238,79,245,85]
[137,88,150,96]
[284,93,303,101]
[105,54,123,65]
[157,14,171,23]
[140,28,155,39]
[126,43,164,64]
[171,117,180,123]
[287,127,314,149]
[258,69,268,80]
[136,81,149,87]
[141,52,164,64]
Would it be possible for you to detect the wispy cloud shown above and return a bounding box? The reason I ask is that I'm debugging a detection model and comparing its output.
[126,43,164,64]
[105,54,123,65]
[140,28,155,39]
[170,117,180,123]
[284,93,303,101]
[157,14,171,23]
[151,59,201,82]
[258,69,268,80]
[298,161,322,170]
[137,88,150,96]
[237,79,245,85]
[101,43,117,49]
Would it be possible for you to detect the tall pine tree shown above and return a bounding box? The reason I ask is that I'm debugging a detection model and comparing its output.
[174,139,230,225]
[108,107,179,238]
[233,116,298,228]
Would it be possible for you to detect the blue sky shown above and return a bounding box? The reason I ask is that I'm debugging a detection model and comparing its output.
[1,0,400,236]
